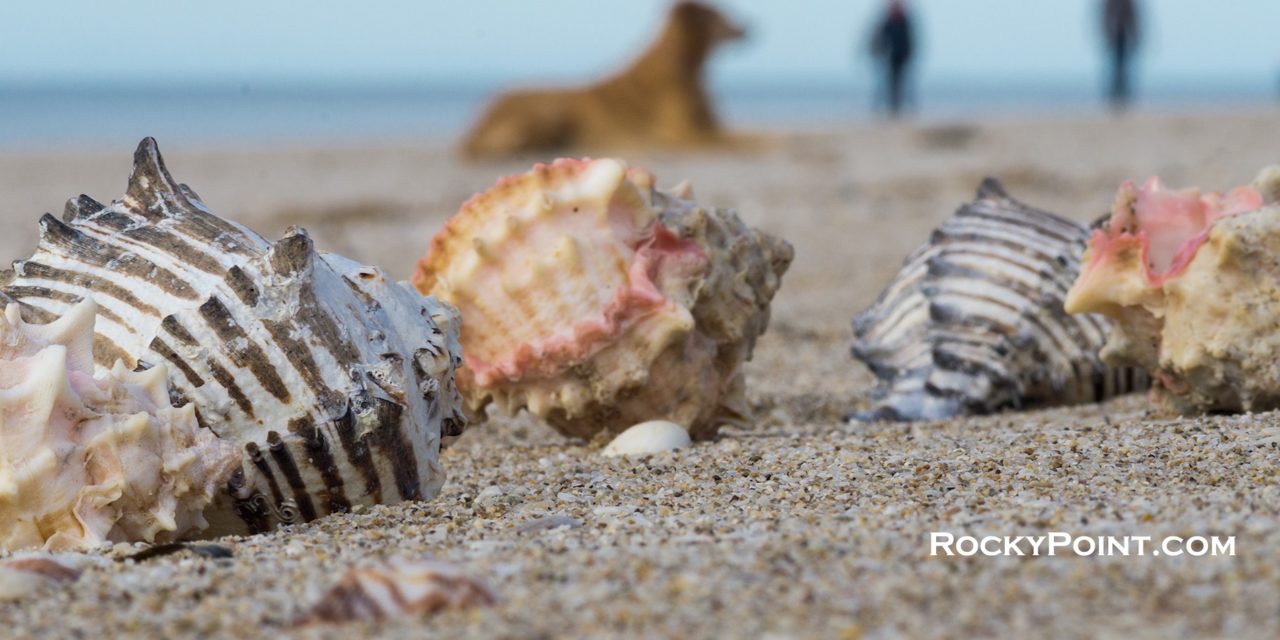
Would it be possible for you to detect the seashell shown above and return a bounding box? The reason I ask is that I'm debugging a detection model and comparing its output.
[126,541,234,561]
[1,138,465,536]
[1065,168,1280,414]
[851,179,1147,422]
[299,558,496,624]
[0,298,239,551]
[601,420,692,457]
[0,553,100,600]
[413,158,792,440]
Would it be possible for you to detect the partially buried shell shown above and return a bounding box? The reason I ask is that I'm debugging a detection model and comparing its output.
[298,558,496,625]
[413,158,793,440]
[1,138,465,536]
[1065,167,1280,415]
[0,552,102,600]
[0,296,240,550]
[851,179,1146,422]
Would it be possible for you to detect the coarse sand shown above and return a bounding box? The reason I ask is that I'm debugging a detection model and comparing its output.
[1,109,1278,638]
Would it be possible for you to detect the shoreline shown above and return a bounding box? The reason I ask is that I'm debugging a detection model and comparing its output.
[1,101,1275,155]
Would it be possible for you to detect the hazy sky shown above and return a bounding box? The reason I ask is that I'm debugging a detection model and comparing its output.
[1,0,1276,88]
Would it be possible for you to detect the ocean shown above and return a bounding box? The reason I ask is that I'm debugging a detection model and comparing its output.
[0,78,1273,151]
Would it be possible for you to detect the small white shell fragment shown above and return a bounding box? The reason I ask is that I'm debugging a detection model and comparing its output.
[601,420,692,457]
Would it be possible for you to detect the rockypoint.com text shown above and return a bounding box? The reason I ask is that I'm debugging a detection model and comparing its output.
[930,532,1235,557]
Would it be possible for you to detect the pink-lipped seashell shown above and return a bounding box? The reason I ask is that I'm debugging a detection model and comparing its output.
[1065,167,1280,414]
[414,158,792,440]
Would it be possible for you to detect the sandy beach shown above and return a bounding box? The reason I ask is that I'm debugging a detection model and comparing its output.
[1,108,1279,638]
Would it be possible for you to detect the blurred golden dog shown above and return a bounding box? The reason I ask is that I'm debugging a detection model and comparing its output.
[460,2,746,159]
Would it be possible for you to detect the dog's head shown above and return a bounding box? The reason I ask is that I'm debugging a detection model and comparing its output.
[671,1,747,46]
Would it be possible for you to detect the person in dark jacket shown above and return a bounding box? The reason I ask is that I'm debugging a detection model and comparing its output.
[870,0,914,117]
[1103,0,1140,108]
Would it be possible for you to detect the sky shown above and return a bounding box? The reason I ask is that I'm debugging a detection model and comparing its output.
[0,0,1276,91]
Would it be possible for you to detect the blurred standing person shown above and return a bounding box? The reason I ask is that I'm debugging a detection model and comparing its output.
[870,0,914,117]
[1102,0,1140,109]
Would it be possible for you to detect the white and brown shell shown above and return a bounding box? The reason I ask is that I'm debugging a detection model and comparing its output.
[1,138,465,536]
[851,179,1146,421]
[0,297,240,550]
[413,158,792,440]
[298,558,496,625]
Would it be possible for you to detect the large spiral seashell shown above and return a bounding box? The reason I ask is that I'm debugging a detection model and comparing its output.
[414,158,792,440]
[2,138,465,536]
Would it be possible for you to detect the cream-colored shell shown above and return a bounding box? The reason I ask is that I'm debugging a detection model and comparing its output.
[1066,168,1280,414]
[601,420,692,457]
[0,298,240,551]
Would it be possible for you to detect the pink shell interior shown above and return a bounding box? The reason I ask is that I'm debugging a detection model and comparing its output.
[441,159,709,388]
[470,225,705,387]
[1084,177,1263,286]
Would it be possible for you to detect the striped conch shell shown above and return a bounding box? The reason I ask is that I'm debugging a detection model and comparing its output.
[2,138,465,536]
[851,179,1147,422]
[1065,167,1280,415]
[0,296,240,551]
[413,158,792,440]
